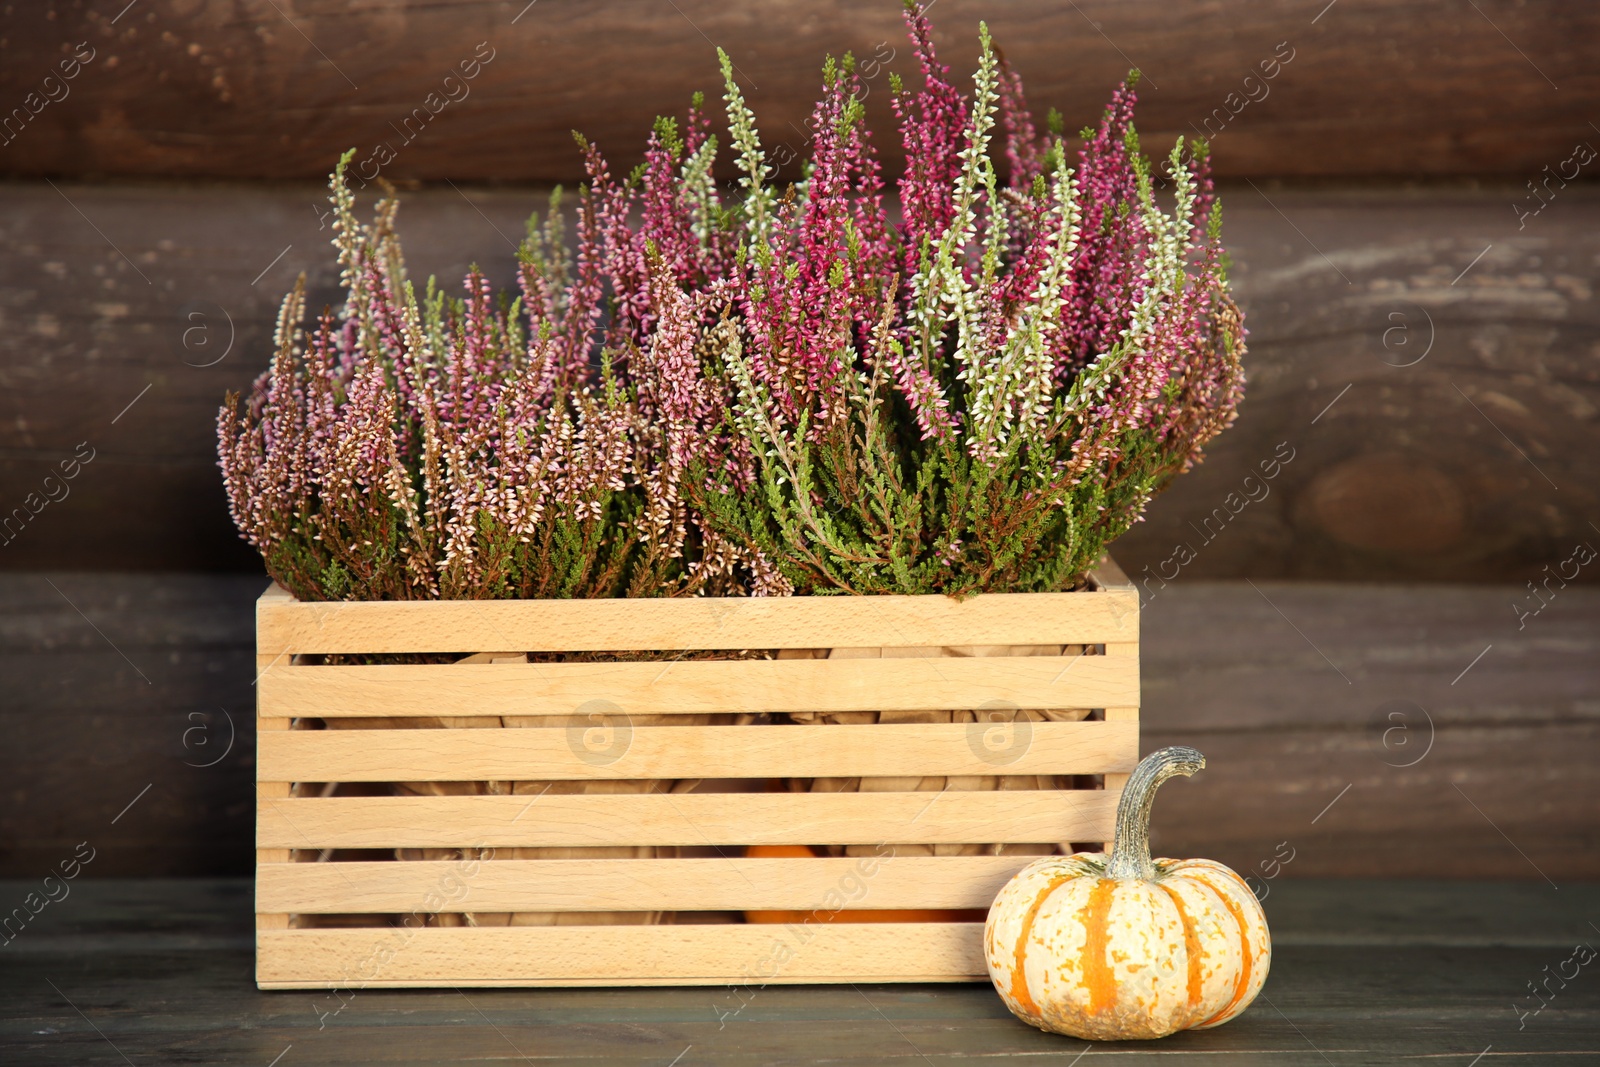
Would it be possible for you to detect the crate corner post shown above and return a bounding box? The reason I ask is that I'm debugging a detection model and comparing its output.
[1088,558,1140,857]
[255,582,295,990]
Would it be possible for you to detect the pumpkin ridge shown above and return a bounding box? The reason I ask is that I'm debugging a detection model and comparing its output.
[1191,873,1253,1027]
[1010,872,1074,1020]
[1077,879,1119,1016]
[1159,881,1205,1017]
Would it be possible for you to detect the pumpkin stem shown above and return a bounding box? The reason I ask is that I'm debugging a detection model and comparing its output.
[1105,746,1206,881]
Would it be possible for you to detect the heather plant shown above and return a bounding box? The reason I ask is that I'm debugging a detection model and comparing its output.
[218,4,1243,602]
[691,12,1243,595]
[217,155,759,601]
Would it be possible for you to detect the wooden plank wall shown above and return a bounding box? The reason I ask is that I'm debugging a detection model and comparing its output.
[1,573,1592,879]
[2,183,1597,578]
[0,2,1595,882]
[1,2,1597,579]
[0,573,263,876]
[2,1,1595,181]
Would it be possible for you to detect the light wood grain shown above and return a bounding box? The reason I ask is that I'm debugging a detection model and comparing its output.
[256,653,1138,719]
[256,922,989,986]
[256,856,1037,913]
[257,720,1138,782]
[255,586,1139,655]
[249,582,1134,984]
[256,790,1118,850]
[255,974,985,989]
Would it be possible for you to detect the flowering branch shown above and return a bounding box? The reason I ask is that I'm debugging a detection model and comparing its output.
[219,9,1244,601]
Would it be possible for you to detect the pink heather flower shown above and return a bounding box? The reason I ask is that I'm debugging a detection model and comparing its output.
[891,4,969,283]
[220,13,1244,601]
[1054,77,1149,382]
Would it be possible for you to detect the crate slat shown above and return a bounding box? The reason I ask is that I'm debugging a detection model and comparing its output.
[258,720,1138,782]
[256,856,1044,913]
[257,789,1119,850]
[257,923,988,986]
[257,586,1139,655]
[258,654,1138,719]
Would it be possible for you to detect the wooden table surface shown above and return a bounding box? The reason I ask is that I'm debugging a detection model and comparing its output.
[2,879,1596,1065]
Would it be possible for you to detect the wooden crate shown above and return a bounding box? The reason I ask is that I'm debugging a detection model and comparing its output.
[254,563,1140,989]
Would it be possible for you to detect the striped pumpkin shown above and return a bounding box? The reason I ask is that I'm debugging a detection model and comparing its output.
[984,747,1270,1040]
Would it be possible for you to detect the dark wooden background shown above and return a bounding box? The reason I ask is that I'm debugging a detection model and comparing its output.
[0,0,1595,880]
[5,0,1597,181]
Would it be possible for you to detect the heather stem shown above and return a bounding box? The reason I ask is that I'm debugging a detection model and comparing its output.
[1105,746,1205,881]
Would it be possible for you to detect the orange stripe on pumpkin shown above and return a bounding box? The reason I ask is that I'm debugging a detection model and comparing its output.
[1077,879,1118,1016]
[1010,873,1073,1019]
[1160,882,1205,1013]
[1192,874,1253,1027]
